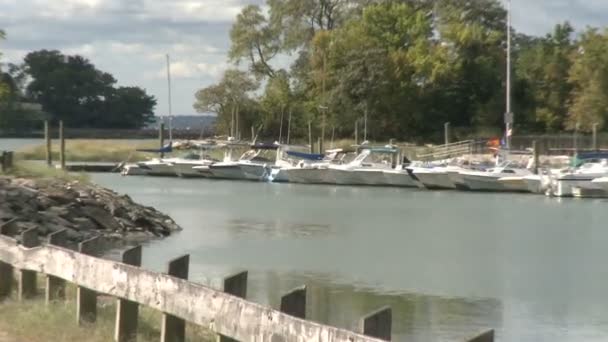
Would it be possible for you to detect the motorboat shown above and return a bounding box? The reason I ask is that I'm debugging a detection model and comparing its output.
[546,158,608,197]
[277,149,355,184]
[459,161,533,192]
[207,143,278,181]
[326,146,411,186]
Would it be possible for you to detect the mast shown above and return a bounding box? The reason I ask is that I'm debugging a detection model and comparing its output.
[505,0,512,150]
[166,54,173,142]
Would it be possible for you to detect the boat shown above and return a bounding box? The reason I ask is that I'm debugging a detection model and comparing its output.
[382,165,420,188]
[277,149,354,185]
[546,158,608,197]
[326,146,413,186]
[591,177,608,193]
[459,161,533,192]
[207,143,278,181]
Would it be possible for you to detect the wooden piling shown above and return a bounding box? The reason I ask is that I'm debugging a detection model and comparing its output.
[161,255,189,342]
[44,120,52,166]
[280,285,307,319]
[217,271,248,342]
[360,306,392,341]
[59,120,66,170]
[77,236,102,324]
[308,121,313,154]
[467,330,494,342]
[18,229,39,301]
[46,229,68,304]
[532,140,539,175]
[115,245,142,342]
[159,122,165,159]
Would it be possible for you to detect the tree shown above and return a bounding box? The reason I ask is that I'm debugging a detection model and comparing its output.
[229,5,280,79]
[567,28,608,132]
[0,30,7,101]
[22,50,156,129]
[516,23,575,131]
[193,69,259,137]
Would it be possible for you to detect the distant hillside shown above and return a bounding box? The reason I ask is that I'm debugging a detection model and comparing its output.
[147,115,216,132]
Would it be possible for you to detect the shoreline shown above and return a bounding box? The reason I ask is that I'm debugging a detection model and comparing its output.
[0,174,182,249]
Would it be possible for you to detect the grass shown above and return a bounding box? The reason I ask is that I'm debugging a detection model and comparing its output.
[1,160,90,182]
[0,281,214,342]
[16,139,159,163]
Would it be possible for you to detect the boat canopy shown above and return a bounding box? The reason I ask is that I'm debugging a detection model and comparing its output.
[573,151,608,166]
[286,151,325,160]
[136,142,173,153]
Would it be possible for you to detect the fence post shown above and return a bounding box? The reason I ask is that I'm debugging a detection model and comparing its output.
[18,228,40,301]
[444,122,450,145]
[59,120,66,170]
[467,330,494,342]
[359,306,392,341]
[217,271,248,342]
[532,140,539,175]
[161,254,189,342]
[77,236,102,324]
[46,229,68,304]
[0,224,13,299]
[45,120,52,166]
[280,286,307,319]
[114,245,142,342]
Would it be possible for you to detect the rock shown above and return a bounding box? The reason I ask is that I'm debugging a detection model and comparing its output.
[72,217,98,231]
[81,205,121,231]
[0,176,182,246]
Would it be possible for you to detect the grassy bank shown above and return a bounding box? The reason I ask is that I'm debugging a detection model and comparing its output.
[16,139,158,163]
[0,283,214,341]
[1,160,89,182]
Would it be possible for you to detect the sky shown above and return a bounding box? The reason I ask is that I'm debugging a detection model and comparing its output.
[1,0,607,117]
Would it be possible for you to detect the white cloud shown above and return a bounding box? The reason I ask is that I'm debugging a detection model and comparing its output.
[151,60,228,80]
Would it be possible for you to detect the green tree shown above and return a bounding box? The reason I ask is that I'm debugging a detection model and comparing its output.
[567,28,608,132]
[193,69,259,138]
[0,30,7,101]
[22,50,156,129]
[229,5,280,78]
[516,23,574,131]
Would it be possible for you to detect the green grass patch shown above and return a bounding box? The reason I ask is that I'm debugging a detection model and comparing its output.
[0,281,214,342]
[16,139,159,163]
[1,160,90,182]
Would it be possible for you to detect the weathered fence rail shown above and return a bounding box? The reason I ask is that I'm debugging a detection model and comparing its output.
[0,229,494,342]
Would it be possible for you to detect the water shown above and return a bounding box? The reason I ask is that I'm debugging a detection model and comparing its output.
[87,173,608,342]
[0,138,44,151]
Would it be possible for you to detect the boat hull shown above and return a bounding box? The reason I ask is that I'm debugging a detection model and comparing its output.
[240,163,271,181]
[461,174,506,192]
[382,170,418,187]
[208,164,246,180]
[283,168,328,184]
[413,171,455,190]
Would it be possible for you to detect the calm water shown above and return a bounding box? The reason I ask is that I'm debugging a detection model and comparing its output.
[87,173,608,342]
[0,138,44,151]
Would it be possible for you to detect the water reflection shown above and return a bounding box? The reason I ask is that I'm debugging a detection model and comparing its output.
[90,173,608,342]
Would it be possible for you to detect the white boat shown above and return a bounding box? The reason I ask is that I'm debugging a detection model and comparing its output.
[326,146,412,186]
[459,161,533,192]
[591,177,608,193]
[278,149,353,185]
[547,159,608,197]
[208,143,278,181]
[382,166,419,188]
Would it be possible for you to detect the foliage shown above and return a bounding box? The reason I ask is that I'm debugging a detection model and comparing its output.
[567,28,608,132]
[17,50,156,129]
[193,0,608,143]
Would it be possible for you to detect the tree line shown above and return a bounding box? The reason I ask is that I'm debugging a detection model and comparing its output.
[0,43,156,130]
[193,0,608,143]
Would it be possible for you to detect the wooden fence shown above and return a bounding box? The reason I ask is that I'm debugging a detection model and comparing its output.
[0,228,494,342]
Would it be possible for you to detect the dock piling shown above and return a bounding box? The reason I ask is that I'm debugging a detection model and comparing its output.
[44,120,52,166]
[46,229,68,304]
[115,245,142,342]
[18,229,40,301]
[360,306,392,341]
[280,285,307,319]
[217,271,248,342]
[467,330,494,342]
[161,254,189,342]
[59,120,66,170]
[77,236,102,324]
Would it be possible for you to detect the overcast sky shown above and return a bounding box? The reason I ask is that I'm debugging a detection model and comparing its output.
[1,0,607,117]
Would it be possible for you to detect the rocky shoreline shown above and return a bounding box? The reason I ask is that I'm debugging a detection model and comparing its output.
[0,176,181,247]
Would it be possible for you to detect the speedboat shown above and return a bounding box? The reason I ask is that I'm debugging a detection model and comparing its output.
[459,161,533,192]
[207,143,278,181]
[547,158,608,197]
[326,146,413,186]
[271,148,333,184]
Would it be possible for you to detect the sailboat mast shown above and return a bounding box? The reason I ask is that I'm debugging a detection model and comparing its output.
[166,54,173,142]
[505,0,512,150]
